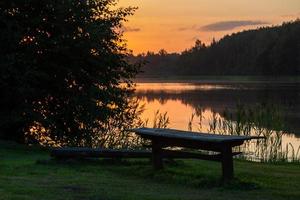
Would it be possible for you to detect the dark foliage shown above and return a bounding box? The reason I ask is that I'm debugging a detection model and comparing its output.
[134,20,300,76]
[0,0,140,146]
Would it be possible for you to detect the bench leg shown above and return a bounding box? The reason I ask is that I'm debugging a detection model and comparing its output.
[152,139,163,170]
[221,146,234,181]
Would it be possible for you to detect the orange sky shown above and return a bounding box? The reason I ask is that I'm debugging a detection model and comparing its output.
[118,0,300,54]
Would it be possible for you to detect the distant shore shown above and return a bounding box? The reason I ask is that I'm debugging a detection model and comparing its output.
[134,76,300,84]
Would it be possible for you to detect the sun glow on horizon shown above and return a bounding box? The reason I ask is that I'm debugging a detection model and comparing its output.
[118,0,300,54]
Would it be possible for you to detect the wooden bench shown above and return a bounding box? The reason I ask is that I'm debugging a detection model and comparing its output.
[131,128,265,181]
[51,147,241,160]
[51,128,264,181]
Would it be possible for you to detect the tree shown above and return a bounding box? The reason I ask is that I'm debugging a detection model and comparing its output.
[192,39,206,52]
[137,20,300,77]
[0,0,140,146]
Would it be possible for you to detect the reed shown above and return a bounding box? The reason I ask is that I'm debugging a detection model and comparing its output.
[187,103,300,162]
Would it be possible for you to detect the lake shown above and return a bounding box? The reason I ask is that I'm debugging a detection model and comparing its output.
[133,81,300,161]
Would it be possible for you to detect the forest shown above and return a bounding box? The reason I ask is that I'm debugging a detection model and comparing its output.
[134,20,300,77]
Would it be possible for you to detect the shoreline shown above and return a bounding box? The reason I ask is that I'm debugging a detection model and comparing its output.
[134,76,300,84]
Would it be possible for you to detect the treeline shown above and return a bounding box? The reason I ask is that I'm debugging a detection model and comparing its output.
[133,20,300,76]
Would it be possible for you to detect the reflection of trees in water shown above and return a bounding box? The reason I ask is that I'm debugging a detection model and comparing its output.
[135,85,300,135]
[185,104,300,162]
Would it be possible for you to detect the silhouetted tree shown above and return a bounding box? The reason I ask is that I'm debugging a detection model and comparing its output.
[0,0,140,145]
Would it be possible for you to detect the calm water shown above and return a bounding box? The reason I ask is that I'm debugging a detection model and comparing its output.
[134,82,300,161]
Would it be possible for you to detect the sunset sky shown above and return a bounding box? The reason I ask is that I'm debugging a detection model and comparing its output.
[118,0,300,54]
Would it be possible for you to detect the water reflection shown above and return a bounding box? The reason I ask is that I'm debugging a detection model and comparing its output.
[134,83,237,92]
[134,82,300,161]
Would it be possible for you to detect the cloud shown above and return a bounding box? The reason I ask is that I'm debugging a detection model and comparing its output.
[178,25,197,31]
[200,20,269,32]
[122,26,141,32]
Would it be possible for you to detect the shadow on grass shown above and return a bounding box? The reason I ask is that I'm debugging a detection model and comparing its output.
[37,158,260,191]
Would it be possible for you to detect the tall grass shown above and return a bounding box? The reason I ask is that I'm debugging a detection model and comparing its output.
[152,110,170,129]
[187,103,300,162]
[139,103,299,162]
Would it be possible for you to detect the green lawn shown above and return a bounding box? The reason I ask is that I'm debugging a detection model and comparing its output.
[0,141,299,200]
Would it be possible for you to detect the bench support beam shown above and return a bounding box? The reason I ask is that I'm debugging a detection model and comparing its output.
[152,139,163,170]
[221,146,234,181]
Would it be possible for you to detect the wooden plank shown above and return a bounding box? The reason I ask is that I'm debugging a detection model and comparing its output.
[51,148,242,161]
[51,148,152,159]
[132,128,265,144]
[162,150,242,161]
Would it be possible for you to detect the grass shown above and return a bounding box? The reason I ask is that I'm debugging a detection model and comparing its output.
[0,141,300,200]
